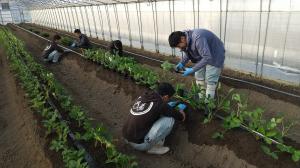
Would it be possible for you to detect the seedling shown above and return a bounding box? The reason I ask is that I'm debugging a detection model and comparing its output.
[41,32,50,38]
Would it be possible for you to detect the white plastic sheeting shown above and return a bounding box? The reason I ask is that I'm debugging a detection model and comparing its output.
[27,0,300,85]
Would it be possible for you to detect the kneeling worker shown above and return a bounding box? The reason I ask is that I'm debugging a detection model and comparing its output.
[42,34,64,63]
[109,40,123,56]
[71,29,91,49]
[123,83,186,155]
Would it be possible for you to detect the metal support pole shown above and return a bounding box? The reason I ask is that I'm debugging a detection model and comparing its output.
[193,0,196,29]
[59,8,67,31]
[197,0,200,28]
[65,7,73,32]
[113,4,121,40]
[136,1,144,49]
[0,10,3,25]
[42,10,46,26]
[172,0,175,32]
[49,9,54,28]
[151,1,159,53]
[240,1,245,61]
[260,0,272,78]
[151,1,157,52]
[79,6,86,34]
[124,3,132,47]
[219,0,222,38]
[96,5,105,40]
[105,4,112,41]
[281,0,292,66]
[169,0,175,56]
[223,0,229,46]
[18,9,22,23]
[62,7,70,32]
[54,8,61,30]
[90,6,98,39]
[57,8,64,30]
[255,0,262,76]
[44,9,49,27]
[74,7,80,30]
[155,1,159,53]
[69,7,76,31]
[84,6,92,37]
[48,9,53,28]
[20,9,24,23]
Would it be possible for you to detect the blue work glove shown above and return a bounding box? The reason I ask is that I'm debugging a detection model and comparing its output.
[168,101,177,107]
[182,67,194,77]
[175,62,184,71]
[177,103,187,111]
[70,41,77,48]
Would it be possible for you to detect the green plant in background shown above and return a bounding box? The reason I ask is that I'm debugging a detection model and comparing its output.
[60,36,73,46]
[41,32,50,38]
[161,61,174,71]
[8,26,300,163]
[0,28,138,168]
[33,30,40,34]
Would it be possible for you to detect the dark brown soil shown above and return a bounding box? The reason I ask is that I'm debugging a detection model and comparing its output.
[8,24,300,168]
[0,48,58,168]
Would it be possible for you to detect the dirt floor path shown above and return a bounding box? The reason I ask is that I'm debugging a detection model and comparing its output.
[0,48,53,168]
[7,24,300,168]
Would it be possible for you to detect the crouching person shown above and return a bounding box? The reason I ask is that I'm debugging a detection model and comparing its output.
[109,40,123,56]
[71,29,91,49]
[123,83,186,155]
[43,34,64,63]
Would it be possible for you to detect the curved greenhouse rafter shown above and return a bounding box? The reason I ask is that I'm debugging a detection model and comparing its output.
[14,0,169,9]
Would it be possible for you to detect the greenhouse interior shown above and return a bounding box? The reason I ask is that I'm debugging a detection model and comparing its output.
[0,0,299,167]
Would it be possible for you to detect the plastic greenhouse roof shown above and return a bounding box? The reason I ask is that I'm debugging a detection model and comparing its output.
[14,0,166,9]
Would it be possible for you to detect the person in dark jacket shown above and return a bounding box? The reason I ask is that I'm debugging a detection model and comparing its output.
[71,29,91,49]
[169,29,225,103]
[123,83,186,155]
[109,40,123,56]
[43,34,64,63]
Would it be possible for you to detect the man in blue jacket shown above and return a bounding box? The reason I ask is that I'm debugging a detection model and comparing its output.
[168,29,225,104]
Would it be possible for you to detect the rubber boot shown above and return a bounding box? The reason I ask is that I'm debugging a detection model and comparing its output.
[147,146,170,155]
[196,80,206,100]
[204,83,217,115]
[147,139,169,155]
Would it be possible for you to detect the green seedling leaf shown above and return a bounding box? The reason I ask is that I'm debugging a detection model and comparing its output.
[292,150,300,162]
[212,132,224,140]
[261,145,279,160]
[161,61,174,71]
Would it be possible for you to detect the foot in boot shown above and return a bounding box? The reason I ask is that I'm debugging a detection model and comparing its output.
[147,146,170,155]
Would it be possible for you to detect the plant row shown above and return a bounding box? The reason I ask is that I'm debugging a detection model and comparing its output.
[82,48,300,162]
[83,49,159,89]
[0,28,137,168]
[22,26,300,162]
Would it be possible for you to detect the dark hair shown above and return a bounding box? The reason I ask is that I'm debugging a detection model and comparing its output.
[53,34,61,41]
[157,83,175,97]
[168,31,186,48]
[74,29,81,34]
[109,40,123,56]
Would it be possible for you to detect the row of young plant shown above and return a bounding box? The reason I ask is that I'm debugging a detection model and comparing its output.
[0,28,137,168]
[162,61,300,162]
[28,27,50,38]
[81,45,300,162]
[0,28,88,167]
[83,49,159,89]
[21,26,300,162]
